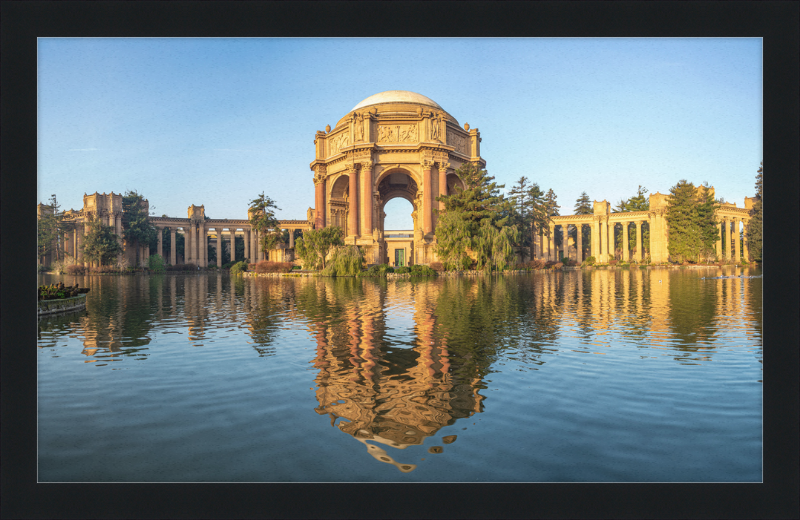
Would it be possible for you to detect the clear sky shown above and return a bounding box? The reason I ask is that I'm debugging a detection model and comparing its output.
[38,38,762,230]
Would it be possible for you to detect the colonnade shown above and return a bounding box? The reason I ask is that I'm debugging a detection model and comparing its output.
[153,223,261,267]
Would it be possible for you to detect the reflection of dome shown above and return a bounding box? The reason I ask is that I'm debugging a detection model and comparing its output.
[352,90,443,111]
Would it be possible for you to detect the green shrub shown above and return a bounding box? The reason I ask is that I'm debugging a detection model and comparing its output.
[230,261,248,276]
[38,264,48,273]
[409,264,436,277]
[523,259,546,270]
[584,256,596,266]
[254,261,293,273]
[166,263,197,271]
[148,254,166,272]
[429,261,444,272]
[394,266,411,274]
[65,264,85,275]
[321,246,364,277]
[221,262,234,269]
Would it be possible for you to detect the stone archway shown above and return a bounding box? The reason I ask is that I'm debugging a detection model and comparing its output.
[376,169,419,265]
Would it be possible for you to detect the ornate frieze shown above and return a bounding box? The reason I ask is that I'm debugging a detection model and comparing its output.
[378,124,418,144]
[329,131,351,156]
[447,132,469,155]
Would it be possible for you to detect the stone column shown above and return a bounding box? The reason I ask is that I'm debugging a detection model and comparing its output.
[438,161,449,215]
[724,218,731,260]
[734,218,741,262]
[243,229,250,261]
[599,219,607,262]
[561,225,568,261]
[289,230,295,249]
[716,221,722,259]
[348,166,358,237]
[608,222,615,261]
[591,219,598,259]
[170,228,177,265]
[548,223,556,261]
[216,229,222,266]
[314,177,326,229]
[742,219,749,262]
[576,224,583,263]
[635,221,642,261]
[422,160,433,235]
[186,226,193,264]
[76,226,83,264]
[157,227,163,257]
[622,222,629,262]
[361,162,373,237]
[229,228,236,263]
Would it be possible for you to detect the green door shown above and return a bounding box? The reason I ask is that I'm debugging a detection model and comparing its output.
[395,249,405,267]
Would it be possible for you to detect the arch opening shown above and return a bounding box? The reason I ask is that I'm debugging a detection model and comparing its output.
[377,171,418,266]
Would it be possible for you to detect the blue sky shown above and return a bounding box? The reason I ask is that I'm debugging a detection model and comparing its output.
[38,38,762,229]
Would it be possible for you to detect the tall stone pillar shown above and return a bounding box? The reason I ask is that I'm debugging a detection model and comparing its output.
[289,230,295,249]
[576,224,583,263]
[548,223,556,261]
[438,161,449,215]
[157,227,163,257]
[361,162,373,237]
[734,218,741,262]
[724,218,731,260]
[76,227,83,264]
[314,176,326,229]
[216,229,222,266]
[186,226,193,264]
[716,221,722,259]
[591,219,599,259]
[742,219,749,262]
[608,221,615,261]
[561,225,569,261]
[170,228,177,265]
[244,229,250,261]
[599,219,607,262]
[348,166,358,237]
[422,160,433,235]
[622,222,629,262]
[635,221,642,261]
[230,228,236,263]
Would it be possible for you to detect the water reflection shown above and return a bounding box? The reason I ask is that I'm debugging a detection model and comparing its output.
[38,267,762,477]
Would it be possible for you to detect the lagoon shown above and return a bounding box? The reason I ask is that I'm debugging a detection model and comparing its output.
[37,267,762,482]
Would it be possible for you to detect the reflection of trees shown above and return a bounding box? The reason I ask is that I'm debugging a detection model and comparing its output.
[294,277,485,473]
[243,277,301,357]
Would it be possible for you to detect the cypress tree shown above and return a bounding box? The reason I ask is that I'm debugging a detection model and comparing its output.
[746,162,763,262]
[665,180,718,263]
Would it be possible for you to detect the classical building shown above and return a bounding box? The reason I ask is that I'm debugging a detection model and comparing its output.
[309,90,485,265]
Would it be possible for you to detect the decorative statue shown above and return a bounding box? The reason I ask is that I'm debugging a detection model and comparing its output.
[430,114,440,141]
[356,113,364,141]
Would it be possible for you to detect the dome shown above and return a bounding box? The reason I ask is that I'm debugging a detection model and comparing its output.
[352,90,442,111]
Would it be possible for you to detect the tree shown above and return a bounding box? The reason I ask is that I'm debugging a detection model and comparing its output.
[574,192,592,215]
[746,162,763,262]
[82,214,123,266]
[249,192,282,258]
[544,189,559,216]
[122,190,157,265]
[38,194,66,262]
[508,177,550,259]
[665,180,719,263]
[295,226,344,270]
[435,162,518,271]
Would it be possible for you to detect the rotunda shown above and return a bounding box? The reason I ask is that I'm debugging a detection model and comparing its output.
[309,90,485,265]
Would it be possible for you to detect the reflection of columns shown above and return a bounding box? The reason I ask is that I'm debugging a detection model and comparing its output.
[314,176,326,229]
[229,228,236,263]
[724,218,731,260]
[422,160,433,235]
[716,221,722,259]
[361,162,373,237]
[622,222,629,262]
[244,229,250,261]
[734,218,741,262]
[576,224,583,263]
[548,223,556,261]
[157,227,163,257]
[635,221,642,261]
[348,167,358,237]
[170,228,176,265]
[561,225,568,261]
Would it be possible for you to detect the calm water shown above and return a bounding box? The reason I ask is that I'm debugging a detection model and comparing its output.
[37,268,762,482]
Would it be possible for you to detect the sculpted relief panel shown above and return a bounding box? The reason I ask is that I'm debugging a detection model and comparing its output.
[447,132,469,155]
[378,124,418,144]
[329,131,351,157]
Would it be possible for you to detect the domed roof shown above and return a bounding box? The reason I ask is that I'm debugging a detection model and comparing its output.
[352,90,442,111]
